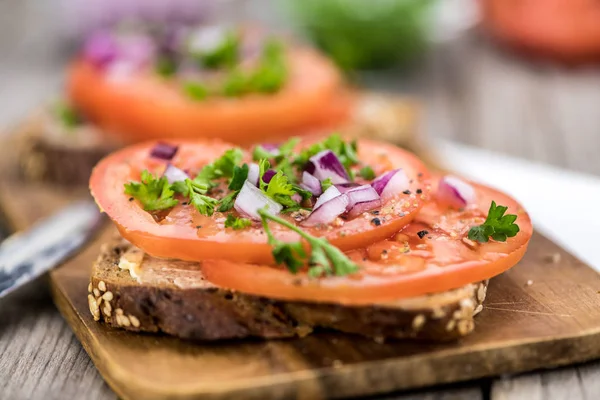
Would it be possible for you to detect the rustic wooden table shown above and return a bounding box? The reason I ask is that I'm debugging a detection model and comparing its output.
[1,1,600,399]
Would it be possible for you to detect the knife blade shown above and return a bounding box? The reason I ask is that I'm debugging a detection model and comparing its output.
[0,200,103,299]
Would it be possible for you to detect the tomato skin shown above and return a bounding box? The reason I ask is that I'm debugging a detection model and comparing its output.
[90,138,431,265]
[480,0,600,63]
[200,178,533,305]
[68,48,354,145]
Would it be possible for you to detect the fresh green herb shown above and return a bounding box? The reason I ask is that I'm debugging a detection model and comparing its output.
[321,178,333,192]
[293,134,359,174]
[224,214,252,230]
[252,145,277,161]
[172,179,218,216]
[258,208,359,277]
[278,137,300,156]
[217,192,237,212]
[195,31,239,69]
[468,201,520,243]
[155,55,177,77]
[222,70,249,97]
[183,81,209,101]
[359,165,375,180]
[124,170,178,211]
[195,148,244,186]
[228,164,249,190]
[55,102,81,129]
[258,158,271,190]
[264,171,299,208]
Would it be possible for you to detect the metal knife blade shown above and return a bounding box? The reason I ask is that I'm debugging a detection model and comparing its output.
[0,200,103,299]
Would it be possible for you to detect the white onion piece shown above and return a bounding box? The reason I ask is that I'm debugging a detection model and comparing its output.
[247,163,259,186]
[371,169,410,201]
[313,186,342,210]
[347,199,382,219]
[437,175,475,208]
[301,194,349,227]
[163,164,189,184]
[188,25,227,54]
[301,172,322,196]
[234,181,282,220]
[307,150,349,184]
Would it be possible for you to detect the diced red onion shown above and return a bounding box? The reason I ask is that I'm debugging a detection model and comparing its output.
[334,183,360,193]
[262,170,276,184]
[345,185,381,219]
[83,31,118,67]
[306,150,349,184]
[437,175,475,208]
[150,142,179,160]
[371,169,410,201]
[247,163,259,186]
[301,172,322,196]
[163,164,189,184]
[260,143,280,156]
[301,193,349,227]
[291,193,302,203]
[118,34,156,68]
[313,186,342,210]
[234,181,282,220]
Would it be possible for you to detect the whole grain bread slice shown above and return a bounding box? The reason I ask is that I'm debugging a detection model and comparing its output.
[88,237,489,342]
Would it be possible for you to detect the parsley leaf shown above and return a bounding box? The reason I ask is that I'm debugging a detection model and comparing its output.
[224,214,252,230]
[171,179,218,216]
[252,145,277,161]
[359,165,375,180]
[258,208,359,277]
[228,164,249,191]
[217,192,237,212]
[468,201,520,243]
[124,170,178,211]
[195,148,244,186]
[264,171,298,208]
[258,158,271,191]
[195,31,239,69]
[55,102,81,129]
[321,178,333,192]
[183,81,209,101]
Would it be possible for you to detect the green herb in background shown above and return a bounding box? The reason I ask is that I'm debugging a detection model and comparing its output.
[289,0,434,71]
[55,102,81,129]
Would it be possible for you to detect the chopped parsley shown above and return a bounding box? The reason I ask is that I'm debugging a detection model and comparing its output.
[359,165,375,180]
[195,148,244,186]
[172,179,218,216]
[55,102,81,129]
[217,163,249,212]
[293,134,359,178]
[258,208,359,277]
[468,201,520,243]
[321,178,333,192]
[183,81,209,101]
[124,170,178,211]
[224,214,252,230]
[194,31,239,69]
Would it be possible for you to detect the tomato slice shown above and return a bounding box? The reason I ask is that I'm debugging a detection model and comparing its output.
[68,48,353,145]
[90,138,430,265]
[200,178,533,305]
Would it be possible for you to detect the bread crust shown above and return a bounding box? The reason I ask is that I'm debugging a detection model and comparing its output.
[88,238,489,342]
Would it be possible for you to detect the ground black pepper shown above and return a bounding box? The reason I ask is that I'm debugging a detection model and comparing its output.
[417,230,429,239]
[371,217,381,226]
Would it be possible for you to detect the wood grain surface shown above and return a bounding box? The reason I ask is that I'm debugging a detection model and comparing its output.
[3,1,600,399]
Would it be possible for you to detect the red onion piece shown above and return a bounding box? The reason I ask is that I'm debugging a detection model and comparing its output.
[437,175,475,208]
[163,164,189,184]
[262,170,276,184]
[234,181,282,220]
[150,142,179,160]
[261,143,280,155]
[247,163,259,186]
[301,172,322,196]
[306,150,349,184]
[118,34,156,68]
[83,31,118,67]
[301,194,349,227]
[371,169,409,201]
[313,186,342,210]
[334,183,360,193]
[291,193,302,204]
[345,185,381,219]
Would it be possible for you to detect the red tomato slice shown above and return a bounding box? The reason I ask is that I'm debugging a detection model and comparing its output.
[201,178,533,305]
[68,48,353,145]
[90,138,430,265]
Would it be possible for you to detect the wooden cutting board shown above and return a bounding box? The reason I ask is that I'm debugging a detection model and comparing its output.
[2,128,600,400]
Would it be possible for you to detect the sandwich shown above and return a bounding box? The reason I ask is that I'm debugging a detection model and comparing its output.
[87,134,532,341]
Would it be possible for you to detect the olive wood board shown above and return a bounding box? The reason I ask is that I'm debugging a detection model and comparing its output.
[2,135,600,400]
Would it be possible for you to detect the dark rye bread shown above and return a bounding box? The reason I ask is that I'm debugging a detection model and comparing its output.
[88,237,489,342]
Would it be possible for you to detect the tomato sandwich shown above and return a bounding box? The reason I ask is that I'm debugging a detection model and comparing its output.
[87,134,532,341]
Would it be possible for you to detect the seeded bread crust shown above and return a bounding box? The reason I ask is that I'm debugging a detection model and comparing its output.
[88,238,489,342]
